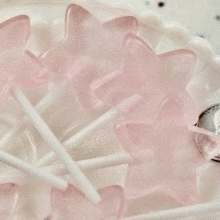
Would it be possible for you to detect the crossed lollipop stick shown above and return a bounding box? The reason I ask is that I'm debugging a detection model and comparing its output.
[1,3,220,220]
[0,15,102,202]
[0,4,140,203]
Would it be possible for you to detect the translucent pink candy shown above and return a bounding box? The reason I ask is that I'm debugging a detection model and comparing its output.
[0,183,19,220]
[114,96,220,204]
[42,3,138,109]
[0,15,29,51]
[92,34,196,115]
[0,15,49,106]
[49,184,124,220]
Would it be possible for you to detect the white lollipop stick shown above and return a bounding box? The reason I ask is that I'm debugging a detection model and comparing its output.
[1,154,130,180]
[43,150,154,175]
[43,153,132,175]
[0,79,68,151]
[0,57,95,152]
[11,86,101,203]
[0,150,67,191]
[0,151,152,183]
[123,202,220,220]
[36,95,141,167]
[36,108,119,166]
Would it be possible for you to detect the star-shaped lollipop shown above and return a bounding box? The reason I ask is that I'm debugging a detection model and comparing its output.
[0,183,19,220]
[92,34,197,120]
[0,15,102,202]
[42,3,138,109]
[0,15,49,106]
[114,95,220,204]
[48,184,125,220]
[0,15,103,202]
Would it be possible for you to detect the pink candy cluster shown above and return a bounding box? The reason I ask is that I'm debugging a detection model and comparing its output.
[1,3,220,220]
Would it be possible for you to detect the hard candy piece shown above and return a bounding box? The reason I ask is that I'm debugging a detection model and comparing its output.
[92,34,196,118]
[42,3,138,109]
[0,15,50,106]
[49,184,125,220]
[114,95,220,204]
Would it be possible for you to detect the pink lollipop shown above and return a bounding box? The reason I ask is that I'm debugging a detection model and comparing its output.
[36,34,197,167]
[114,95,220,204]
[0,15,49,106]
[92,34,197,120]
[48,184,125,220]
[42,3,138,109]
[0,16,99,201]
[0,3,137,154]
[0,183,19,220]
[0,6,104,152]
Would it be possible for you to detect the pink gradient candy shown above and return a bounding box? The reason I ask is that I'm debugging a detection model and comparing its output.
[0,183,19,220]
[42,4,138,109]
[62,56,99,109]
[114,96,220,204]
[49,184,125,220]
[0,15,49,106]
[92,34,196,117]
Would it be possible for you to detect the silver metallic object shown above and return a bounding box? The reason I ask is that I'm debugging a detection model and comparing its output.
[197,104,220,162]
